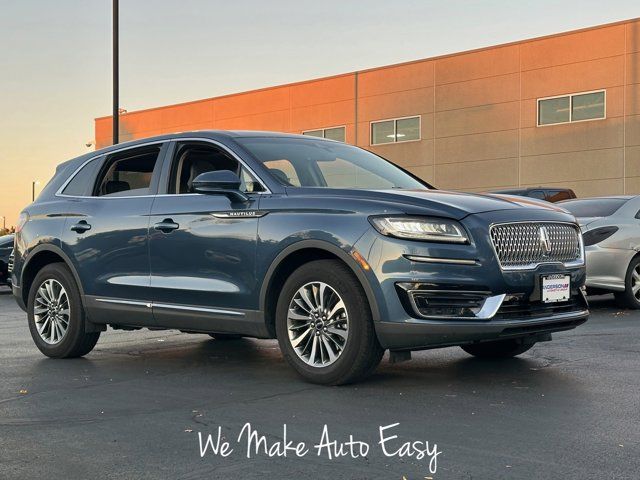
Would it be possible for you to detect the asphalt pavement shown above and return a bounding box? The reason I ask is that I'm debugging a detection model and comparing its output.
[0,286,638,479]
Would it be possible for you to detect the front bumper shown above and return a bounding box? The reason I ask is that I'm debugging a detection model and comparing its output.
[376,290,589,350]
[354,209,589,350]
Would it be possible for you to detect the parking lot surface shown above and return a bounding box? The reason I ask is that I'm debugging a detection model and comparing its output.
[0,286,638,479]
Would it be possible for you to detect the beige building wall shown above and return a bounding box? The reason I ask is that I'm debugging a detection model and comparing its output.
[96,18,640,198]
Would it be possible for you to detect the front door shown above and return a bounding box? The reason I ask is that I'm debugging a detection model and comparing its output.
[148,140,266,334]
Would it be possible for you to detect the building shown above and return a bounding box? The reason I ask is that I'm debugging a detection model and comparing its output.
[95,18,640,196]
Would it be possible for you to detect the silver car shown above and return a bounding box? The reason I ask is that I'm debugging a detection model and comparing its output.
[560,196,640,308]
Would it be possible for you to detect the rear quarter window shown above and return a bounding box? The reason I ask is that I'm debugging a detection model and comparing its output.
[62,158,102,196]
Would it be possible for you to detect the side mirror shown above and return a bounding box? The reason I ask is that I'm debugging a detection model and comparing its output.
[191,170,249,202]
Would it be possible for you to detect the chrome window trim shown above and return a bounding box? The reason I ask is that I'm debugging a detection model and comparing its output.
[55,137,271,199]
[167,137,271,195]
[489,220,585,271]
[55,140,167,198]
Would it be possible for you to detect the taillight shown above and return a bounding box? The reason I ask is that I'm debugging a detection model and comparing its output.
[583,226,618,246]
[15,212,29,233]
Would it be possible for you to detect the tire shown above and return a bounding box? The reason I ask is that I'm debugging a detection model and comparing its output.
[614,256,640,309]
[208,333,242,340]
[27,263,100,358]
[461,338,535,358]
[275,259,384,385]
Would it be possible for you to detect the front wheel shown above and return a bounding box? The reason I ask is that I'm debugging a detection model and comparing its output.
[614,256,640,309]
[461,338,535,358]
[27,263,100,358]
[275,260,383,385]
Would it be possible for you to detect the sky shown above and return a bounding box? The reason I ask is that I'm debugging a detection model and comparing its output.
[1,0,639,226]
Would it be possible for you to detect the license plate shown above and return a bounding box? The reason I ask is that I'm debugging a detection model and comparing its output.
[541,274,571,303]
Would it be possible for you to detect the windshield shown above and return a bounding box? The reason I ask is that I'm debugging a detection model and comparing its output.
[236,137,429,190]
[560,198,628,217]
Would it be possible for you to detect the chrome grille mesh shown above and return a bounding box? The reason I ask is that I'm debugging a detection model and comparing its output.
[490,222,582,269]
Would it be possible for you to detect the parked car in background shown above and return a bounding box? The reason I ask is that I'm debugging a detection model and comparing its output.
[0,234,14,285]
[11,131,588,384]
[559,196,640,308]
[490,187,576,203]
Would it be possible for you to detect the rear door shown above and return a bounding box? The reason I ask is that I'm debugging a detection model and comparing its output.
[59,142,169,326]
[148,140,267,334]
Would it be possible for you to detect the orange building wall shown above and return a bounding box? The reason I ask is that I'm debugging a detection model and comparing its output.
[95,18,640,197]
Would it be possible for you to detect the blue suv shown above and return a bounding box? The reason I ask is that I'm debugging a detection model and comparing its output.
[11,131,589,384]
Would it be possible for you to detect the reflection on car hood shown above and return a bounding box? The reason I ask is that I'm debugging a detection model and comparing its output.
[288,187,569,219]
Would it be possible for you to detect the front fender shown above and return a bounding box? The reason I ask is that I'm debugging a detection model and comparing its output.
[259,238,385,324]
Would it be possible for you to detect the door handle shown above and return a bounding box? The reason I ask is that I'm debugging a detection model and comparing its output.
[70,220,91,233]
[154,219,179,233]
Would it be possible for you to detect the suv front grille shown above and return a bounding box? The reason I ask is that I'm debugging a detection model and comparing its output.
[490,222,582,270]
[7,250,14,274]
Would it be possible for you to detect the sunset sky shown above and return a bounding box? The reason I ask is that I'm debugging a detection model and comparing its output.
[1,0,639,225]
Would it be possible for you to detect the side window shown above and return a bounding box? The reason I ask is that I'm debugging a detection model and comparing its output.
[263,159,301,186]
[528,190,546,200]
[62,158,102,196]
[95,146,161,197]
[168,142,264,194]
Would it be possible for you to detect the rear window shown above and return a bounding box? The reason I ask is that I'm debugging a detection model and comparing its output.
[560,198,628,217]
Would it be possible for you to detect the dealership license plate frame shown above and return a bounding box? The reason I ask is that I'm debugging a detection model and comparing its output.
[541,274,571,303]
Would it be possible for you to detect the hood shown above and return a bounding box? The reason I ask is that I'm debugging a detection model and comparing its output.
[286,188,568,220]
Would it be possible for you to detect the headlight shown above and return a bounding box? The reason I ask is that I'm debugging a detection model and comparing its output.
[370,216,468,243]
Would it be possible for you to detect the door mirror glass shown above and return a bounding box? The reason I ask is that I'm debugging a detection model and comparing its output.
[191,170,248,202]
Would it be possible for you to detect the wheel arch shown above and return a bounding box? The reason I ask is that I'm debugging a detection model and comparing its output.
[260,240,382,338]
[21,244,85,307]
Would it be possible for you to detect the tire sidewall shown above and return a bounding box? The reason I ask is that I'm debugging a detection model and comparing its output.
[27,264,85,358]
[622,256,640,308]
[275,261,371,384]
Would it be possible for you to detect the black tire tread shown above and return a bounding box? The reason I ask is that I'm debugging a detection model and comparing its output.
[28,263,100,358]
[276,259,383,385]
[614,256,640,309]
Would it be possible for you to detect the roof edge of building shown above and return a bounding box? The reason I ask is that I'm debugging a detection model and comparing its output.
[95,15,640,122]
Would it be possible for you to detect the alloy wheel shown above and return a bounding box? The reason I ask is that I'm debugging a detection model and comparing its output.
[33,279,70,345]
[287,281,349,367]
[633,265,640,300]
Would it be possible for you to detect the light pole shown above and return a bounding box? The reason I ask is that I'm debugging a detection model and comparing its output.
[32,180,40,202]
[113,0,119,145]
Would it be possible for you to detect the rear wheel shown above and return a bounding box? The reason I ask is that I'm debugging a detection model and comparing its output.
[614,256,640,309]
[275,260,383,385]
[461,338,535,358]
[27,263,100,358]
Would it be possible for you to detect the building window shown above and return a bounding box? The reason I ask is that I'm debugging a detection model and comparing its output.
[302,126,346,142]
[537,90,605,126]
[371,116,420,145]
